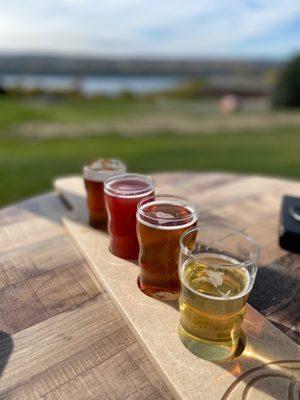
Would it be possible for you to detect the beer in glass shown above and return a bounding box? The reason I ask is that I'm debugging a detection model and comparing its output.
[83,159,126,229]
[179,225,259,361]
[137,195,198,300]
[104,173,154,259]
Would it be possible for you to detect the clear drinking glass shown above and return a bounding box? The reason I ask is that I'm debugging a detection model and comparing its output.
[83,159,126,229]
[179,225,259,361]
[104,173,155,259]
[137,195,198,300]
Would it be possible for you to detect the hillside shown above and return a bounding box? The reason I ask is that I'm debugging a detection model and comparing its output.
[0,54,281,77]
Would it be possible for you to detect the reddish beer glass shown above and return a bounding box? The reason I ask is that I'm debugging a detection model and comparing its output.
[137,195,198,300]
[104,174,154,259]
[83,159,126,229]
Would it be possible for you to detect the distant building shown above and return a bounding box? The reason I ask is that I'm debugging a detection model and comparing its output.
[219,94,241,113]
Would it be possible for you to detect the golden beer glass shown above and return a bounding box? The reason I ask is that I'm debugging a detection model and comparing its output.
[179,225,259,361]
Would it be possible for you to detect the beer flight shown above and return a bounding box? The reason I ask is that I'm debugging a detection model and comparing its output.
[83,159,259,362]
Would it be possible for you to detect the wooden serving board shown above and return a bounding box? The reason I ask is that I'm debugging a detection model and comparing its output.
[55,175,300,400]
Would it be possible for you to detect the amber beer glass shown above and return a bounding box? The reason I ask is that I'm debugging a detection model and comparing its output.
[104,173,154,259]
[179,225,259,361]
[137,195,198,300]
[83,159,126,229]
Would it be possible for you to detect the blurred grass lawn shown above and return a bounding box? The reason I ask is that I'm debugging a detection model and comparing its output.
[1,96,300,206]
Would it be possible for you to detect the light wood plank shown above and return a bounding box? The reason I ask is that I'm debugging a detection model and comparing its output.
[0,235,81,289]
[2,325,136,399]
[0,246,103,334]
[0,295,122,394]
[0,280,49,334]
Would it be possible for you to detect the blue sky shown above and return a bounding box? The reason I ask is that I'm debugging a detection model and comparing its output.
[0,0,300,59]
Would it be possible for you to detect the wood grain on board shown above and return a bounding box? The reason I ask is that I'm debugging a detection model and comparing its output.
[54,173,300,400]
[0,191,174,400]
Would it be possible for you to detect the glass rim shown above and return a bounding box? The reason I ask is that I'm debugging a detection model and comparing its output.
[83,158,126,182]
[137,194,198,224]
[104,173,154,198]
[180,224,259,268]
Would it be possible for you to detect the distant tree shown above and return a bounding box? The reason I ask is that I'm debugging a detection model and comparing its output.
[272,55,300,108]
[0,86,7,96]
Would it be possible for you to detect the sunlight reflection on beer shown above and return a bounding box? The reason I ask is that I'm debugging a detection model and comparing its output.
[179,225,259,361]
[137,195,198,301]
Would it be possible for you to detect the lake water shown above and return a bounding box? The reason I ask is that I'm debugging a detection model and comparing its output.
[0,74,184,95]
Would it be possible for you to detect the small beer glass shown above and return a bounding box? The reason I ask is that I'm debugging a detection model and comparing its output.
[179,225,259,361]
[83,159,126,229]
[104,173,154,259]
[137,195,198,300]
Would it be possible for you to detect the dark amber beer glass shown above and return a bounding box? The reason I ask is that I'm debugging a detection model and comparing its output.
[83,159,126,229]
[137,195,198,300]
[104,174,154,259]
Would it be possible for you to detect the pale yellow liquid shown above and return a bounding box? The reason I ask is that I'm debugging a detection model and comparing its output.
[179,253,250,361]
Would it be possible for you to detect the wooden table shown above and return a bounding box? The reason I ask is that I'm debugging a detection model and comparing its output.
[0,172,299,400]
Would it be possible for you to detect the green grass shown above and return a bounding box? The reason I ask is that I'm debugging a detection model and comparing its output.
[0,96,154,133]
[1,129,300,207]
[1,95,300,207]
